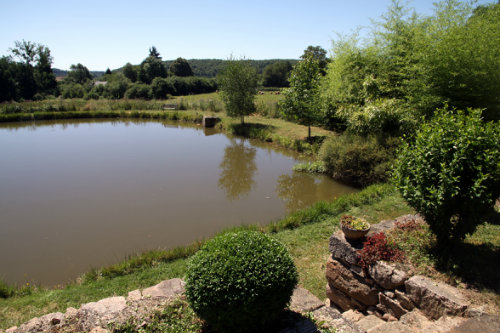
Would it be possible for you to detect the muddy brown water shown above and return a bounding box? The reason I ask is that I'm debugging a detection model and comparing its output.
[0,119,357,286]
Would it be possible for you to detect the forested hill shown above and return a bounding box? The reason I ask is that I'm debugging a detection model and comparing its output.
[54,59,298,78]
[53,68,105,78]
[162,59,299,77]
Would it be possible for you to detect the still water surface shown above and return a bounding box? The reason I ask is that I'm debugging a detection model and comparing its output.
[0,119,356,286]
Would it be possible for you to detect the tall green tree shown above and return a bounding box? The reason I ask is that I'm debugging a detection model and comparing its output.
[34,45,57,96]
[139,47,167,84]
[169,57,193,77]
[122,62,137,82]
[66,63,92,84]
[280,54,322,140]
[9,40,38,66]
[8,40,57,99]
[0,57,17,101]
[262,61,292,87]
[421,0,500,117]
[301,45,328,74]
[217,58,258,125]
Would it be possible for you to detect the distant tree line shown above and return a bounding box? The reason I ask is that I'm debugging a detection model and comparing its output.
[1,42,300,102]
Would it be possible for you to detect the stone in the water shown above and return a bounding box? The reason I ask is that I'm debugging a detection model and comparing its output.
[202,116,217,128]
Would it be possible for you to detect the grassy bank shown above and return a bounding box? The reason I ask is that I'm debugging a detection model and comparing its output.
[3,181,496,329]
[0,94,331,155]
[0,184,400,328]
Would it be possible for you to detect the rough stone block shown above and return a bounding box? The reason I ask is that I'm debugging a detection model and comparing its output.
[326,283,367,312]
[395,290,415,311]
[356,315,385,332]
[127,289,142,302]
[367,321,414,333]
[342,309,364,323]
[289,287,324,313]
[329,232,362,266]
[142,278,185,299]
[312,306,364,333]
[80,296,127,316]
[369,261,408,290]
[405,275,468,319]
[379,292,408,319]
[326,257,379,306]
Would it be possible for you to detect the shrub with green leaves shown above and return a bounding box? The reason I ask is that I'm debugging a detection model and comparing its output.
[185,230,298,333]
[392,108,500,244]
[319,135,396,187]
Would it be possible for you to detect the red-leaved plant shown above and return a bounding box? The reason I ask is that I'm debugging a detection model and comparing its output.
[358,232,404,268]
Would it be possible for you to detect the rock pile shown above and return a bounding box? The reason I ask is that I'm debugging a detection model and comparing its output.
[3,278,186,333]
[325,215,496,332]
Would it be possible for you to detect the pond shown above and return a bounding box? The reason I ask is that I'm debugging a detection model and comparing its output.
[0,119,357,286]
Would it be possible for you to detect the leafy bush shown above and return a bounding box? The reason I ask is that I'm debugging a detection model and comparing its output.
[358,232,405,268]
[185,230,298,332]
[338,99,418,137]
[319,135,396,187]
[124,83,152,99]
[61,83,85,99]
[392,108,500,244]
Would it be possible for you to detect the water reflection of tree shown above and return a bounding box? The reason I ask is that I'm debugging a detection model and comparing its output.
[218,139,257,200]
[276,172,333,212]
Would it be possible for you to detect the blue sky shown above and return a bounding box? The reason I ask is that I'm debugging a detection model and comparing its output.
[0,0,493,71]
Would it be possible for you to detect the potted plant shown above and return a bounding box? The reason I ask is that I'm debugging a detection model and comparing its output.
[340,215,370,240]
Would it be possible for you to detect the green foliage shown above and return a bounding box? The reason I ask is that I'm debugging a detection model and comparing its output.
[301,45,328,74]
[262,60,292,87]
[124,83,152,99]
[66,63,92,84]
[319,135,396,187]
[337,99,418,136]
[151,77,172,99]
[218,58,258,124]
[340,215,370,230]
[322,0,500,135]
[104,74,130,99]
[61,83,85,99]
[33,46,57,97]
[392,108,500,244]
[0,57,18,101]
[293,161,326,173]
[421,1,500,117]
[138,47,167,84]
[1,41,58,101]
[185,230,298,332]
[122,62,137,82]
[169,57,194,77]
[0,280,14,299]
[280,55,322,139]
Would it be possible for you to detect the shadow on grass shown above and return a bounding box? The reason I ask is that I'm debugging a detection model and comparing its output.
[305,135,327,145]
[430,242,500,292]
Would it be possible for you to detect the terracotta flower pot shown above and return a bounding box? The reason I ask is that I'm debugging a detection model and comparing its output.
[341,224,370,240]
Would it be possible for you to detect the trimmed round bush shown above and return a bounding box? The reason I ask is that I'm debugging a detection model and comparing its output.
[392,108,500,244]
[185,230,298,332]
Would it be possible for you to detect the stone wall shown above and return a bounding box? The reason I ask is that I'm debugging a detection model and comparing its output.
[3,278,186,333]
[326,215,470,322]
